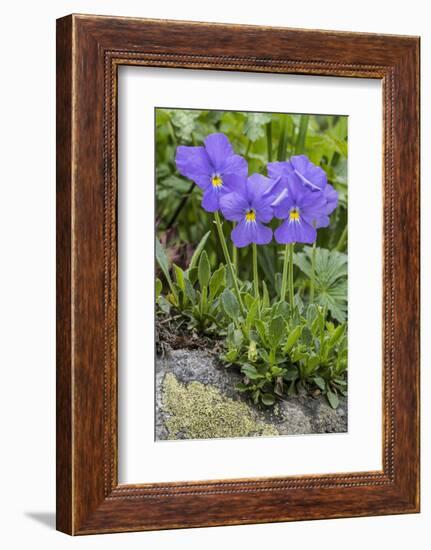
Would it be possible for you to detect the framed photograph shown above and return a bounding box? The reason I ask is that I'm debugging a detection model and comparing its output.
[56,14,420,535]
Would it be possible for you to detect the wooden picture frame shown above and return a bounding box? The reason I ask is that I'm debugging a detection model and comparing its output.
[56,14,420,535]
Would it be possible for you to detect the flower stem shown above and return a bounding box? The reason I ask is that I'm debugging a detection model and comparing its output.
[214,212,245,314]
[310,240,316,303]
[232,222,238,273]
[280,244,289,302]
[252,243,260,301]
[289,243,295,308]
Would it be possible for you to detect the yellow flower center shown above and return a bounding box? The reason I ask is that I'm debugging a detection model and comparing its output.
[245,209,256,222]
[211,175,223,188]
[289,208,300,221]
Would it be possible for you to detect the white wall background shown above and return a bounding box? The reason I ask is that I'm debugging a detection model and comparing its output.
[0,1,427,548]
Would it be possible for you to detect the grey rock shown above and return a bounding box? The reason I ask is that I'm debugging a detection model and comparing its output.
[156,348,347,440]
[157,347,243,396]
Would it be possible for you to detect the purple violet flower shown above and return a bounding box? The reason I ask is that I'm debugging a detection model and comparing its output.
[219,174,276,248]
[268,154,339,235]
[175,133,247,212]
[315,183,339,228]
[268,154,328,192]
[272,176,328,244]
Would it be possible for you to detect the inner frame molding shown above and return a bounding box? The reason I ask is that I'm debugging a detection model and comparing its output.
[106,55,392,494]
[56,14,419,535]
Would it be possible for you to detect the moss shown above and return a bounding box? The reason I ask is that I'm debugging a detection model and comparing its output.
[162,373,279,440]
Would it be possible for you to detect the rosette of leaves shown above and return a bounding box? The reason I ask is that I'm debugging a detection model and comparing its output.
[220,291,347,409]
[156,232,228,333]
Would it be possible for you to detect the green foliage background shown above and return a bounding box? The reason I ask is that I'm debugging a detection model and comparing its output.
[155,108,348,311]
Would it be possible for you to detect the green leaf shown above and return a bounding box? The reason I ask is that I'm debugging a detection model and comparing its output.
[159,174,191,196]
[306,303,318,324]
[306,355,320,373]
[168,109,200,141]
[313,376,326,390]
[173,264,185,292]
[209,265,226,299]
[291,349,308,362]
[255,350,268,367]
[304,121,348,164]
[155,278,163,300]
[184,278,196,304]
[328,323,346,347]
[262,280,270,309]
[269,316,285,349]
[284,325,302,353]
[155,237,175,294]
[255,319,268,346]
[326,389,339,409]
[311,313,324,336]
[156,109,170,127]
[221,288,240,320]
[294,247,347,322]
[301,326,313,346]
[188,231,211,272]
[243,113,272,142]
[198,250,211,288]
[261,393,276,406]
[224,349,238,362]
[226,323,235,345]
[246,299,259,330]
[272,301,290,319]
[167,291,179,307]
[241,364,261,380]
[233,329,243,348]
[284,367,298,381]
[187,267,198,285]
[157,295,171,314]
[243,293,255,310]
[326,321,335,332]
[294,293,304,314]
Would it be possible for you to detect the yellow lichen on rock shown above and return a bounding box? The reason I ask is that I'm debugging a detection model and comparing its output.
[162,373,279,439]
